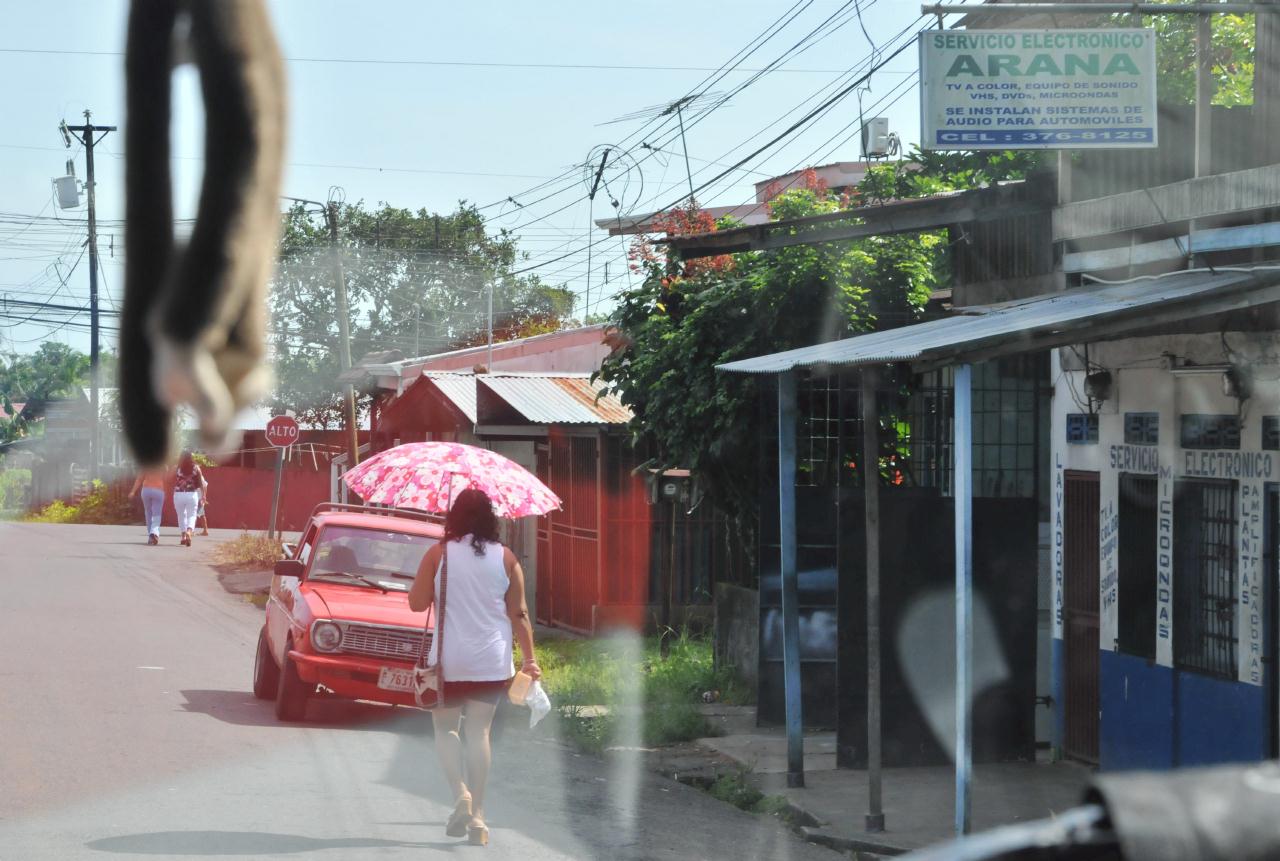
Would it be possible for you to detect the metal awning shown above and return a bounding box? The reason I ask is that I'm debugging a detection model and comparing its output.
[478,374,632,425]
[718,269,1280,375]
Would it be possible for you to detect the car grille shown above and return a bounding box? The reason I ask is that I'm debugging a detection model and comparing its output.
[340,624,430,661]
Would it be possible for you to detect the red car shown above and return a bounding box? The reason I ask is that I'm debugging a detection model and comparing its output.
[252,503,442,721]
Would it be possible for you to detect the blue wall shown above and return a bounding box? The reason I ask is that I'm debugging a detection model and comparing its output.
[1099,651,1174,770]
[1098,650,1269,770]
[1177,671,1268,766]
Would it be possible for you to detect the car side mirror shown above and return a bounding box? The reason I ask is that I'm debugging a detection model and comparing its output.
[274,559,305,579]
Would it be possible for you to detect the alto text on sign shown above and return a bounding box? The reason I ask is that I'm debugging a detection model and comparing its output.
[265,415,300,448]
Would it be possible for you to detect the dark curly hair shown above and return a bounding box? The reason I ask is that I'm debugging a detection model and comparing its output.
[444,487,500,555]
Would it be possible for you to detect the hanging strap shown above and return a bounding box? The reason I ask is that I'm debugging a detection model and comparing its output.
[416,542,447,677]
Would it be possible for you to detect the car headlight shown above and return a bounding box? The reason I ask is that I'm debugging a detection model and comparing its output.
[311,620,343,653]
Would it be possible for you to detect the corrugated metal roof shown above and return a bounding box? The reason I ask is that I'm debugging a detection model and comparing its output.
[480,375,632,425]
[718,270,1280,374]
[421,373,478,423]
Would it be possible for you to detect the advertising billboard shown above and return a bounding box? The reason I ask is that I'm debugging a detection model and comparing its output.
[920,29,1158,150]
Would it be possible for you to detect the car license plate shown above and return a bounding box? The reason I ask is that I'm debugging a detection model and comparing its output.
[378,667,415,692]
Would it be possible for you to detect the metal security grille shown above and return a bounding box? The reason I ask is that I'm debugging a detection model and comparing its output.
[905,356,1045,499]
[1174,479,1238,678]
[1063,471,1100,764]
[797,374,843,487]
[341,624,428,661]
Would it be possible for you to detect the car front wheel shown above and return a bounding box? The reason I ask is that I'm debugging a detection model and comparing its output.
[253,628,279,700]
[275,642,312,721]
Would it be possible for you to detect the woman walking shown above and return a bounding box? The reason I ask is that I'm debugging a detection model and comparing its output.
[128,467,168,545]
[408,488,540,847]
[172,452,206,546]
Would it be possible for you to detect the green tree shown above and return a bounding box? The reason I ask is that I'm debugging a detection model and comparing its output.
[0,342,91,443]
[1129,7,1255,106]
[270,201,574,426]
[597,154,1039,541]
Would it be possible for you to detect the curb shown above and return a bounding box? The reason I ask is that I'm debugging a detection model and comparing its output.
[798,824,906,857]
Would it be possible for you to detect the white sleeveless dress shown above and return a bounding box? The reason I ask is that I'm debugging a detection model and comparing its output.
[426,536,514,682]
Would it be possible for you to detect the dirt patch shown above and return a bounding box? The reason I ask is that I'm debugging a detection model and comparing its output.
[212,563,271,598]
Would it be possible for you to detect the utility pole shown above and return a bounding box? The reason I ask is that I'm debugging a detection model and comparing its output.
[585,148,610,323]
[327,202,360,468]
[65,111,115,480]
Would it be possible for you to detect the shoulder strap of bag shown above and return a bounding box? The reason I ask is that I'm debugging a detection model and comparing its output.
[416,541,447,676]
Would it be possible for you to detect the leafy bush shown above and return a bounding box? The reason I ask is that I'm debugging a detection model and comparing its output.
[25,499,77,523]
[25,480,135,524]
[0,468,31,510]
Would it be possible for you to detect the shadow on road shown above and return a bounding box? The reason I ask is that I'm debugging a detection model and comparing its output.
[85,830,458,855]
[177,689,427,731]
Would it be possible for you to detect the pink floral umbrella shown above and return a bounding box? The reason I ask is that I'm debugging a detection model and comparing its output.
[341,441,561,518]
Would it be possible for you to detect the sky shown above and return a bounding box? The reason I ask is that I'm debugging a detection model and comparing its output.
[0,0,935,357]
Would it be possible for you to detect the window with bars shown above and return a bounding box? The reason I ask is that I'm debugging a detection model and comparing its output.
[1263,416,1279,451]
[1173,478,1238,678]
[796,374,843,488]
[1180,414,1241,450]
[904,356,1045,500]
[1067,413,1099,444]
[1124,412,1159,446]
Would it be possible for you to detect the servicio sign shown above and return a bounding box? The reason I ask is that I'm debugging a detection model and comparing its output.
[920,29,1157,150]
[265,415,300,448]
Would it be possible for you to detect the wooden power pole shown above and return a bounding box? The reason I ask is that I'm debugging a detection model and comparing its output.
[66,110,115,480]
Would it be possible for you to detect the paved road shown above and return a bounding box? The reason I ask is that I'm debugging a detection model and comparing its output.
[0,522,836,861]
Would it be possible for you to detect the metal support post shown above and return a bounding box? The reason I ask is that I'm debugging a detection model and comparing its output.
[328,203,359,468]
[268,446,285,539]
[778,371,805,788]
[954,363,974,836]
[862,367,885,832]
[1195,12,1214,179]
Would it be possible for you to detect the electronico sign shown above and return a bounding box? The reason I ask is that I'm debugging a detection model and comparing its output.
[920,29,1157,150]
[265,415,300,448]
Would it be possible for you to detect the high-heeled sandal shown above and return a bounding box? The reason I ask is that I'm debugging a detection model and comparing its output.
[445,792,472,838]
[467,819,489,846]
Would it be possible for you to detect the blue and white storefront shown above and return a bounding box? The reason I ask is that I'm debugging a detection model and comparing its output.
[1051,332,1280,769]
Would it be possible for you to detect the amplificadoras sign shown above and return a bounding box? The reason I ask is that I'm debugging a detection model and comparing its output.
[920,29,1157,150]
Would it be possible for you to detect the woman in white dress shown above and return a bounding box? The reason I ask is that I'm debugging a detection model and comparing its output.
[408,488,540,847]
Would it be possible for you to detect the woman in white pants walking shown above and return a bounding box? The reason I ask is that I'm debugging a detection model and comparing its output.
[172,452,206,547]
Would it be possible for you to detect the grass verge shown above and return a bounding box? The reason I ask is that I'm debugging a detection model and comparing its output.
[212,532,282,568]
[706,770,809,828]
[538,629,752,752]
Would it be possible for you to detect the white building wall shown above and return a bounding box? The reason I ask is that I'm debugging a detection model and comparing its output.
[1051,332,1280,687]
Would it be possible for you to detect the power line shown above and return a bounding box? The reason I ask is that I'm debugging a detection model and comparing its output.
[0,46,881,74]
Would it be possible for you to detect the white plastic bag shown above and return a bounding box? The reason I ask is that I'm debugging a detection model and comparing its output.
[525,680,551,728]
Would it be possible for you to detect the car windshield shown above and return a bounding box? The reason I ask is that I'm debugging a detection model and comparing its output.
[308,525,434,591]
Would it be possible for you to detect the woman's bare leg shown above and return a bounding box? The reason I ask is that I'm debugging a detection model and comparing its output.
[431,706,466,800]
[461,700,498,822]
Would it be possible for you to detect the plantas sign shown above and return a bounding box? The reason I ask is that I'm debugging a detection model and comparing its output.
[919,29,1157,150]
[265,415,300,448]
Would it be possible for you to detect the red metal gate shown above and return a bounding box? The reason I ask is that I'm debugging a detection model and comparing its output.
[1063,470,1100,763]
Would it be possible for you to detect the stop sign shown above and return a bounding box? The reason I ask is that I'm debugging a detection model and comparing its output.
[265,415,300,448]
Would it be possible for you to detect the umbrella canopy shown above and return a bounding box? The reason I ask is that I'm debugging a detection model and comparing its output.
[341,441,561,518]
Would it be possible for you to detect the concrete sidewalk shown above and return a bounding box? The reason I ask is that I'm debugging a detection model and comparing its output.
[694,706,1091,856]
